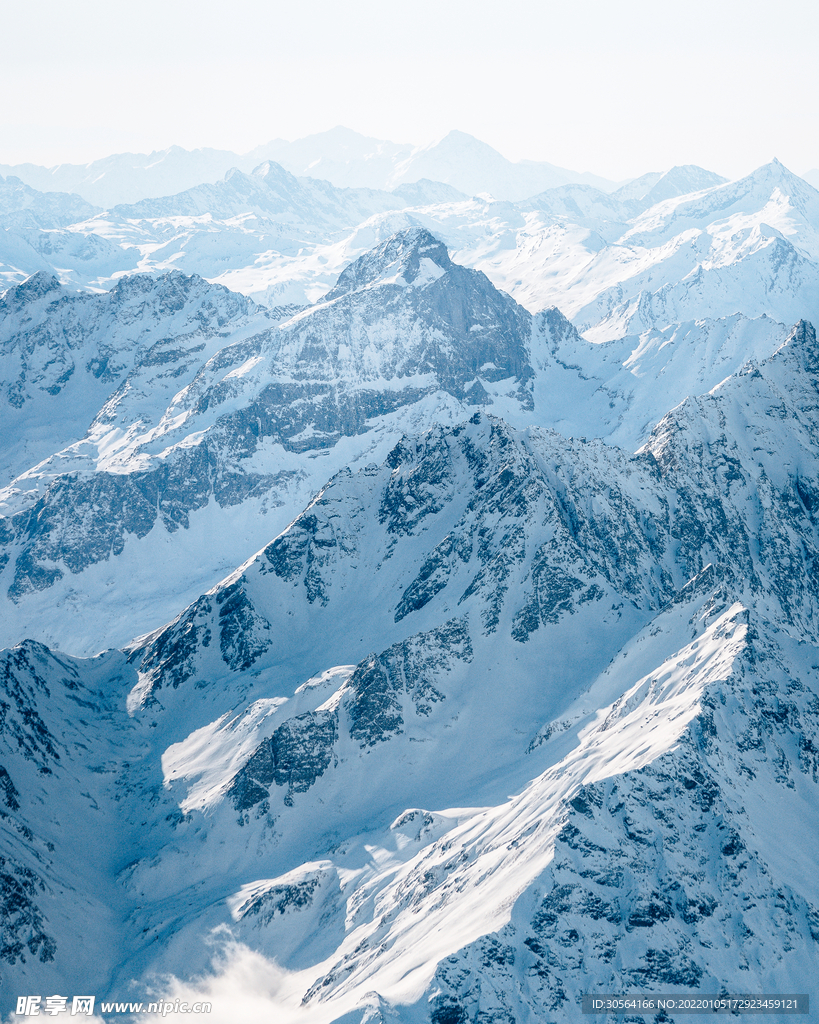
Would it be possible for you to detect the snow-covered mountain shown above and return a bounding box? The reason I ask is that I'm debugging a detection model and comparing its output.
[111,159,819,345]
[568,159,819,341]
[0,230,538,653]
[0,270,266,482]
[248,127,417,192]
[385,130,618,199]
[0,229,802,656]
[2,317,819,1019]
[109,162,403,235]
[0,175,138,293]
[4,130,819,1024]
[440,159,819,339]
[0,176,98,230]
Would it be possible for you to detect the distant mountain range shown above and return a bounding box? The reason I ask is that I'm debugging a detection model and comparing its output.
[0,127,620,207]
[0,149,815,338]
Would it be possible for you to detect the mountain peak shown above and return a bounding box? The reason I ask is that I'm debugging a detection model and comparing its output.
[323,227,452,300]
[654,164,727,190]
[747,157,803,186]
[615,165,727,207]
[438,129,490,147]
[1,271,62,310]
[773,318,819,377]
[247,160,300,187]
[423,130,507,164]
[730,158,819,212]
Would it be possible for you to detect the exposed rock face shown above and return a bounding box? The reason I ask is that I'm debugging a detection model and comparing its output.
[0,853,56,969]
[229,711,338,810]
[0,644,60,968]
[220,616,469,817]
[0,641,150,992]
[0,270,258,418]
[304,227,534,407]
[346,618,470,747]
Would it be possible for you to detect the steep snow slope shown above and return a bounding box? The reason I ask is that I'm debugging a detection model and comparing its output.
[527,309,790,448]
[624,159,819,255]
[2,319,819,1017]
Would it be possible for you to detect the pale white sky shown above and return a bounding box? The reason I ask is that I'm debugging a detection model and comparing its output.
[3,0,818,179]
